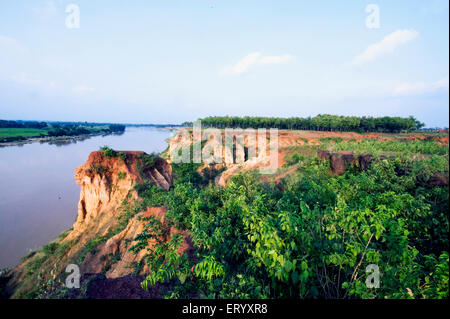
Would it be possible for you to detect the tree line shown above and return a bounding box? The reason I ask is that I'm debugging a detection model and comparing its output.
[1,119,126,131]
[0,120,48,129]
[0,119,125,139]
[184,115,425,133]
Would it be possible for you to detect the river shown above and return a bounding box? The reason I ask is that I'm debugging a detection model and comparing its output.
[0,127,172,269]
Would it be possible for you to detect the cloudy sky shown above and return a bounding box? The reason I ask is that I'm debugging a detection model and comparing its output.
[0,0,448,126]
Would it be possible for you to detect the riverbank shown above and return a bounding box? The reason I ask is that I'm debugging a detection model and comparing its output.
[0,127,172,270]
[0,120,127,147]
[0,132,122,148]
[0,126,180,148]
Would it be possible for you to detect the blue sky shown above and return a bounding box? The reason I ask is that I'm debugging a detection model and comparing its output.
[0,0,448,126]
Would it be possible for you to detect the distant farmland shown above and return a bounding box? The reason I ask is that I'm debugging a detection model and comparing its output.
[0,128,48,138]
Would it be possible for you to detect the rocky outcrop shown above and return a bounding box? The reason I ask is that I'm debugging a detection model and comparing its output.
[427,172,449,187]
[317,150,331,161]
[82,206,193,278]
[329,152,356,175]
[69,151,172,238]
[318,150,392,175]
[358,154,374,171]
[317,151,359,175]
[67,151,193,279]
[318,151,381,175]
[5,150,177,298]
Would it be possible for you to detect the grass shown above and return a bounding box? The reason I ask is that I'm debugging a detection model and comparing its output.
[55,241,75,258]
[42,242,59,255]
[282,145,321,160]
[77,236,108,264]
[90,164,109,175]
[329,139,449,157]
[25,254,48,276]
[101,252,122,274]
[0,128,48,138]
[0,124,124,143]
[20,250,37,263]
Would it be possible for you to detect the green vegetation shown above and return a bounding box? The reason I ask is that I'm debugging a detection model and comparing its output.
[135,153,158,180]
[285,152,304,166]
[25,255,48,277]
[100,146,118,157]
[42,242,59,255]
[138,153,156,167]
[20,251,37,263]
[2,229,78,298]
[55,241,75,258]
[0,119,125,143]
[118,171,127,180]
[186,114,425,133]
[46,124,124,138]
[99,146,127,163]
[5,132,446,300]
[282,138,448,164]
[0,120,47,129]
[117,152,127,162]
[330,139,448,157]
[90,164,109,175]
[101,252,122,274]
[130,137,448,299]
[0,128,48,138]
[78,236,108,264]
[319,136,343,143]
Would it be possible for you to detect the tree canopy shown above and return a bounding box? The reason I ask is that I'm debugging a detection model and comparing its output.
[184,115,425,133]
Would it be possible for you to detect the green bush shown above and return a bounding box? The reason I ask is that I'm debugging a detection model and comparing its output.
[26,255,48,276]
[78,237,107,264]
[100,146,117,157]
[42,242,59,255]
[117,152,127,162]
[138,153,155,167]
[90,164,108,175]
[132,153,448,299]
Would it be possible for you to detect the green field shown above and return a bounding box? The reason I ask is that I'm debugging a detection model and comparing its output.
[0,128,48,138]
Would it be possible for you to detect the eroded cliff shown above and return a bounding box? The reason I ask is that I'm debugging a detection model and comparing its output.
[5,150,192,298]
[68,151,172,238]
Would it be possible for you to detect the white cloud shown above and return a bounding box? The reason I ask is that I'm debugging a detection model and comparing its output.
[72,84,95,95]
[353,29,418,65]
[220,52,293,76]
[393,76,449,96]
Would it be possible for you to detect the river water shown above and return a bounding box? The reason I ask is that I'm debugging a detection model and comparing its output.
[0,127,172,269]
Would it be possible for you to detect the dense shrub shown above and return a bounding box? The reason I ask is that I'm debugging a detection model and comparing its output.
[132,153,449,299]
[100,146,117,157]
